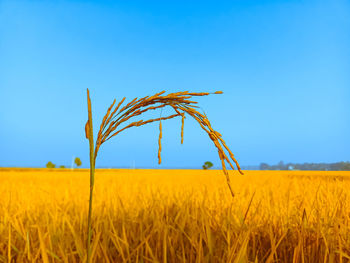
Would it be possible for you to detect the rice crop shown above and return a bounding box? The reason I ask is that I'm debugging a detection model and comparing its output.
[1,168,350,262]
[85,89,243,261]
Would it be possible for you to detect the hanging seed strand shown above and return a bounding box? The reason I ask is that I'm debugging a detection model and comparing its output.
[158,121,162,164]
[181,113,185,144]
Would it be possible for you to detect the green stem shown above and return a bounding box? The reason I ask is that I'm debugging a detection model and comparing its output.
[87,166,94,263]
[86,90,95,263]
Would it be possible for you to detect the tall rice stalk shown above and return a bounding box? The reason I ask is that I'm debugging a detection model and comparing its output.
[85,89,243,263]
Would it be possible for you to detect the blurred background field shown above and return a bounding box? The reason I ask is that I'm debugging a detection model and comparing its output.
[1,168,350,262]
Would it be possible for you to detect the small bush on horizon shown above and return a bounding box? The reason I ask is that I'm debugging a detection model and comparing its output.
[74,157,82,168]
[46,161,55,168]
[202,161,213,170]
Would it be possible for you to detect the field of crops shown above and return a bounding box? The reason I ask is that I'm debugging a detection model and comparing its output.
[1,168,350,262]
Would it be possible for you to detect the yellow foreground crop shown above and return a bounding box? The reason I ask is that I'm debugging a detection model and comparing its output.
[1,168,350,262]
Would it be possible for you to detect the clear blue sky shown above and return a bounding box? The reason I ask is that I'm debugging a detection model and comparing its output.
[0,0,349,169]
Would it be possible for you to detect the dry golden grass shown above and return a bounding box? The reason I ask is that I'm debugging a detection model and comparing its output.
[1,168,350,262]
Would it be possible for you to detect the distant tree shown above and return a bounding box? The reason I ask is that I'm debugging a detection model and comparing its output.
[277,160,285,170]
[343,162,350,171]
[202,161,213,170]
[259,163,270,170]
[59,165,65,168]
[335,161,350,171]
[74,157,82,168]
[46,161,55,168]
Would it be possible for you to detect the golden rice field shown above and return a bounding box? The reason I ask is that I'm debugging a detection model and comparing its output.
[1,168,350,263]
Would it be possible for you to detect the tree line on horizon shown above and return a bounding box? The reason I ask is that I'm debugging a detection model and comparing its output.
[260,161,350,171]
[46,157,82,169]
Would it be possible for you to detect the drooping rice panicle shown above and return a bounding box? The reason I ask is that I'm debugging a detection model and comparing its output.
[89,89,243,196]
